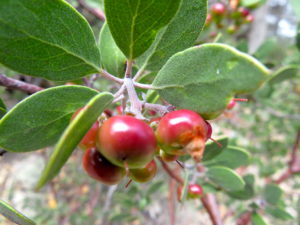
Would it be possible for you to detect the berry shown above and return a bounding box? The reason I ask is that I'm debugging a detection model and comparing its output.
[97,115,157,169]
[129,160,157,183]
[82,148,125,185]
[244,14,254,23]
[71,107,99,150]
[156,109,207,161]
[211,3,226,15]
[237,7,250,17]
[177,184,204,201]
[227,99,236,110]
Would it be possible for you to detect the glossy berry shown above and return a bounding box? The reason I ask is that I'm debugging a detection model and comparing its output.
[97,115,157,169]
[211,3,226,15]
[82,148,125,185]
[156,109,207,161]
[227,99,236,110]
[177,184,204,201]
[71,107,99,150]
[129,160,157,183]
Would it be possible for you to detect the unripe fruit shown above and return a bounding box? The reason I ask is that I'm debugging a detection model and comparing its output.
[129,160,157,183]
[177,184,204,201]
[71,107,99,150]
[82,148,125,185]
[156,109,207,161]
[98,115,157,168]
[211,3,226,15]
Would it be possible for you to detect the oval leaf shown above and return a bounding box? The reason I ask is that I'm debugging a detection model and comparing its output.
[136,0,207,72]
[153,43,270,119]
[251,212,268,225]
[206,166,245,192]
[263,183,283,205]
[265,206,294,220]
[202,137,228,161]
[269,65,300,85]
[0,86,98,152]
[36,92,113,190]
[104,0,182,59]
[0,200,36,225]
[0,98,6,118]
[99,23,126,77]
[228,174,255,200]
[204,146,250,169]
[0,0,100,81]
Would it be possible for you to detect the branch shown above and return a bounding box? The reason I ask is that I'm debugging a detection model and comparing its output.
[158,157,184,185]
[201,194,223,225]
[0,73,44,94]
[77,0,105,21]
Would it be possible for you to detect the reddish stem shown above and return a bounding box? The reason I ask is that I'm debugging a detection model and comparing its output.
[0,73,44,94]
[209,138,223,148]
[125,179,132,188]
[233,98,248,102]
[201,194,223,225]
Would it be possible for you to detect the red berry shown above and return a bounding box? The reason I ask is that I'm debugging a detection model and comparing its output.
[177,184,204,201]
[72,107,99,150]
[156,109,207,161]
[238,7,250,17]
[98,115,157,168]
[211,3,226,15]
[129,160,157,183]
[205,121,212,140]
[82,148,125,185]
[227,99,236,110]
[205,13,212,25]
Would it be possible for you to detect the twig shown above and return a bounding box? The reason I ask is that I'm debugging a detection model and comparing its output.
[0,73,44,94]
[77,0,106,21]
[100,70,123,84]
[275,129,300,184]
[201,194,223,225]
[158,157,184,185]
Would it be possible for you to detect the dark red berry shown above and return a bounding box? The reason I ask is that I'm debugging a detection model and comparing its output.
[82,148,125,185]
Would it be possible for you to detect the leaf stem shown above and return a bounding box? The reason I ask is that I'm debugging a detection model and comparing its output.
[99,70,123,84]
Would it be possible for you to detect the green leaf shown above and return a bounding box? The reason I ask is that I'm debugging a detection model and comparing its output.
[202,137,228,161]
[269,65,300,85]
[153,43,270,119]
[36,92,113,190]
[206,166,245,192]
[204,146,250,169]
[265,206,294,220]
[297,22,300,50]
[146,181,164,196]
[263,183,283,205]
[251,212,268,225]
[136,0,207,72]
[0,0,100,81]
[99,23,126,77]
[0,98,6,119]
[0,200,36,225]
[228,174,255,200]
[241,0,265,8]
[104,0,182,59]
[0,86,98,152]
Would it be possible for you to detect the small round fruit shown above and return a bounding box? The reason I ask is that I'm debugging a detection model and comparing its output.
[156,109,207,160]
[237,7,250,17]
[227,99,236,110]
[71,107,99,150]
[129,160,157,183]
[82,148,125,185]
[98,115,157,168]
[177,184,204,201]
[211,3,226,15]
[244,14,254,23]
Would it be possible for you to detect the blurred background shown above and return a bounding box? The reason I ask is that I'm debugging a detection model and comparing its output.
[0,0,299,224]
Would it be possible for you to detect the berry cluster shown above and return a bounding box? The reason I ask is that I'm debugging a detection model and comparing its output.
[73,108,216,197]
[205,2,254,35]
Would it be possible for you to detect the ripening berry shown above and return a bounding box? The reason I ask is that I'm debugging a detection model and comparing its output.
[97,115,157,169]
[129,160,157,183]
[211,3,226,15]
